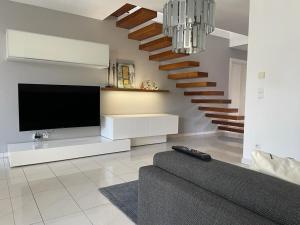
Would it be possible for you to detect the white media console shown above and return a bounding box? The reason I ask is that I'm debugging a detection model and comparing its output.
[8,114,179,167]
[8,137,130,167]
[101,114,179,146]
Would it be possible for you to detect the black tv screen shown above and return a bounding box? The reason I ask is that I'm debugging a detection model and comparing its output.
[18,84,100,131]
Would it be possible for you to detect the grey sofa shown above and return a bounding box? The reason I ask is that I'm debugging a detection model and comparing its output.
[138,151,300,225]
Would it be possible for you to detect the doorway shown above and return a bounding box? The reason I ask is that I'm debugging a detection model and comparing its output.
[229,58,247,115]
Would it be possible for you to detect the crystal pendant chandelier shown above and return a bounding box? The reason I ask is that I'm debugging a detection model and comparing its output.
[163,0,216,54]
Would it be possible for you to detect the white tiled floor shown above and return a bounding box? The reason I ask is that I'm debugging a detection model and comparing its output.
[0,134,243,225]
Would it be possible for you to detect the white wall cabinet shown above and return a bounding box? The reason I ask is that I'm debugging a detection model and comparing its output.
[101,114,179,146]
[6,29,109,69]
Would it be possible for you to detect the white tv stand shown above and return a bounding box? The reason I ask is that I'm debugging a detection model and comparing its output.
[8,136,130,167]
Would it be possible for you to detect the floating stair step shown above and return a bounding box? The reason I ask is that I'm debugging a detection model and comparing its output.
[199,107,238,113]
[129,23,163,41]
[212,120,244,128]
[191,99,232,104]
[176,82,216,88]
[116,8,157,29]
[111,4,136,17]
[218,126,244,134]
[168,72,208,80]
[184,91,224,96]
[149,50,188,62]
[139,37,172,51]
[205,113,245,120]
[159,61,200,71]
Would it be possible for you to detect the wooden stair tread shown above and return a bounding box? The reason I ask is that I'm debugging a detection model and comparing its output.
[218,126,244,134]
[176,82,216,88]
[191,99,232,104]
[168,72,208,80]
[159,61,200,71]
[139,37,172,51]
[184,91,224,96]
[116,8,157,29]
[205,113,245,120]
[149,50,188,62]
[110,4,136,17]
[199,107,238,113]
[129,23,162,41]
[212,120,244,128]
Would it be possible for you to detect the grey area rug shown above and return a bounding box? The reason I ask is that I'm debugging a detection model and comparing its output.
[99,180,138,224]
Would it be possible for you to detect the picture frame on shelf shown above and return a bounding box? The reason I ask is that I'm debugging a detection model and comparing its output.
[117,62,135,89]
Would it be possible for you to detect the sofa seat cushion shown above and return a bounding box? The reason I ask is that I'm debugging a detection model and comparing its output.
[154,151,300,225]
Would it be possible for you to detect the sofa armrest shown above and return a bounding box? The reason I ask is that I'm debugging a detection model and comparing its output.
[138,166,277,225]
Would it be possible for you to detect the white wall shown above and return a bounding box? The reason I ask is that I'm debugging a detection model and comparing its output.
[243,0,300,161]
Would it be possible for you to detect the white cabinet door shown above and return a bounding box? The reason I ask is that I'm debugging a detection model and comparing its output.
[113,117,148,139]
[6,30,109,68]
[148,116,178,136]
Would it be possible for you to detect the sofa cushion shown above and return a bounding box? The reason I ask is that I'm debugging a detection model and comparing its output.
[251,150,300,185]
[154,151,300,225]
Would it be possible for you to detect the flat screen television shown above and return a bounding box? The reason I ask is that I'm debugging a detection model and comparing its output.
[18,84,100,131]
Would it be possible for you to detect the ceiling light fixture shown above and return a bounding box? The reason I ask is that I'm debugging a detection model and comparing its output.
[163,0,216,54]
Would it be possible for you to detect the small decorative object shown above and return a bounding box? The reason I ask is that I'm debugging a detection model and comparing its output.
[163,0,216,54]
[117,62,135,88]
[141,80,159,90]
[106,61,113,88]
[112,63,116,87]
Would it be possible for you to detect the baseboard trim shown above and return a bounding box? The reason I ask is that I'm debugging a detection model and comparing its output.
[217,131,244,139]
[169,131,217,138]
[131,135,167,146]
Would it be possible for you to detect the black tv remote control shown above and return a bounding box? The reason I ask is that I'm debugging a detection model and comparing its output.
[172,146,212,162]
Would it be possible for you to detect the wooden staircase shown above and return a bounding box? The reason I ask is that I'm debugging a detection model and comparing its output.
[199,107,238,113]
[140,37,172,51]
[111,5,245,134]
[176,82,216,88]
[159,61,200,71]
[184,91,224,96]
[191,99,232,104]
[168,72,208,80]
[149,50,188,61]
[129,23,162,40]
[116,8,157,29]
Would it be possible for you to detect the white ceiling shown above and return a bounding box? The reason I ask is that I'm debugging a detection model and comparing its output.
[10,0,249,34]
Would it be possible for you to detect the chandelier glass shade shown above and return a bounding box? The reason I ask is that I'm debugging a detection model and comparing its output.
[163,0,216,54]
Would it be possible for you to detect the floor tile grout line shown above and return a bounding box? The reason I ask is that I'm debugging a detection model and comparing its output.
[69,159,115,186]
[87,155,140,179]
[2,157,17,225]
[22,167,46,225]
[69,159,124,190]
[67,157,134,224]
[71,157,133,186]
[47,164,95,225]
